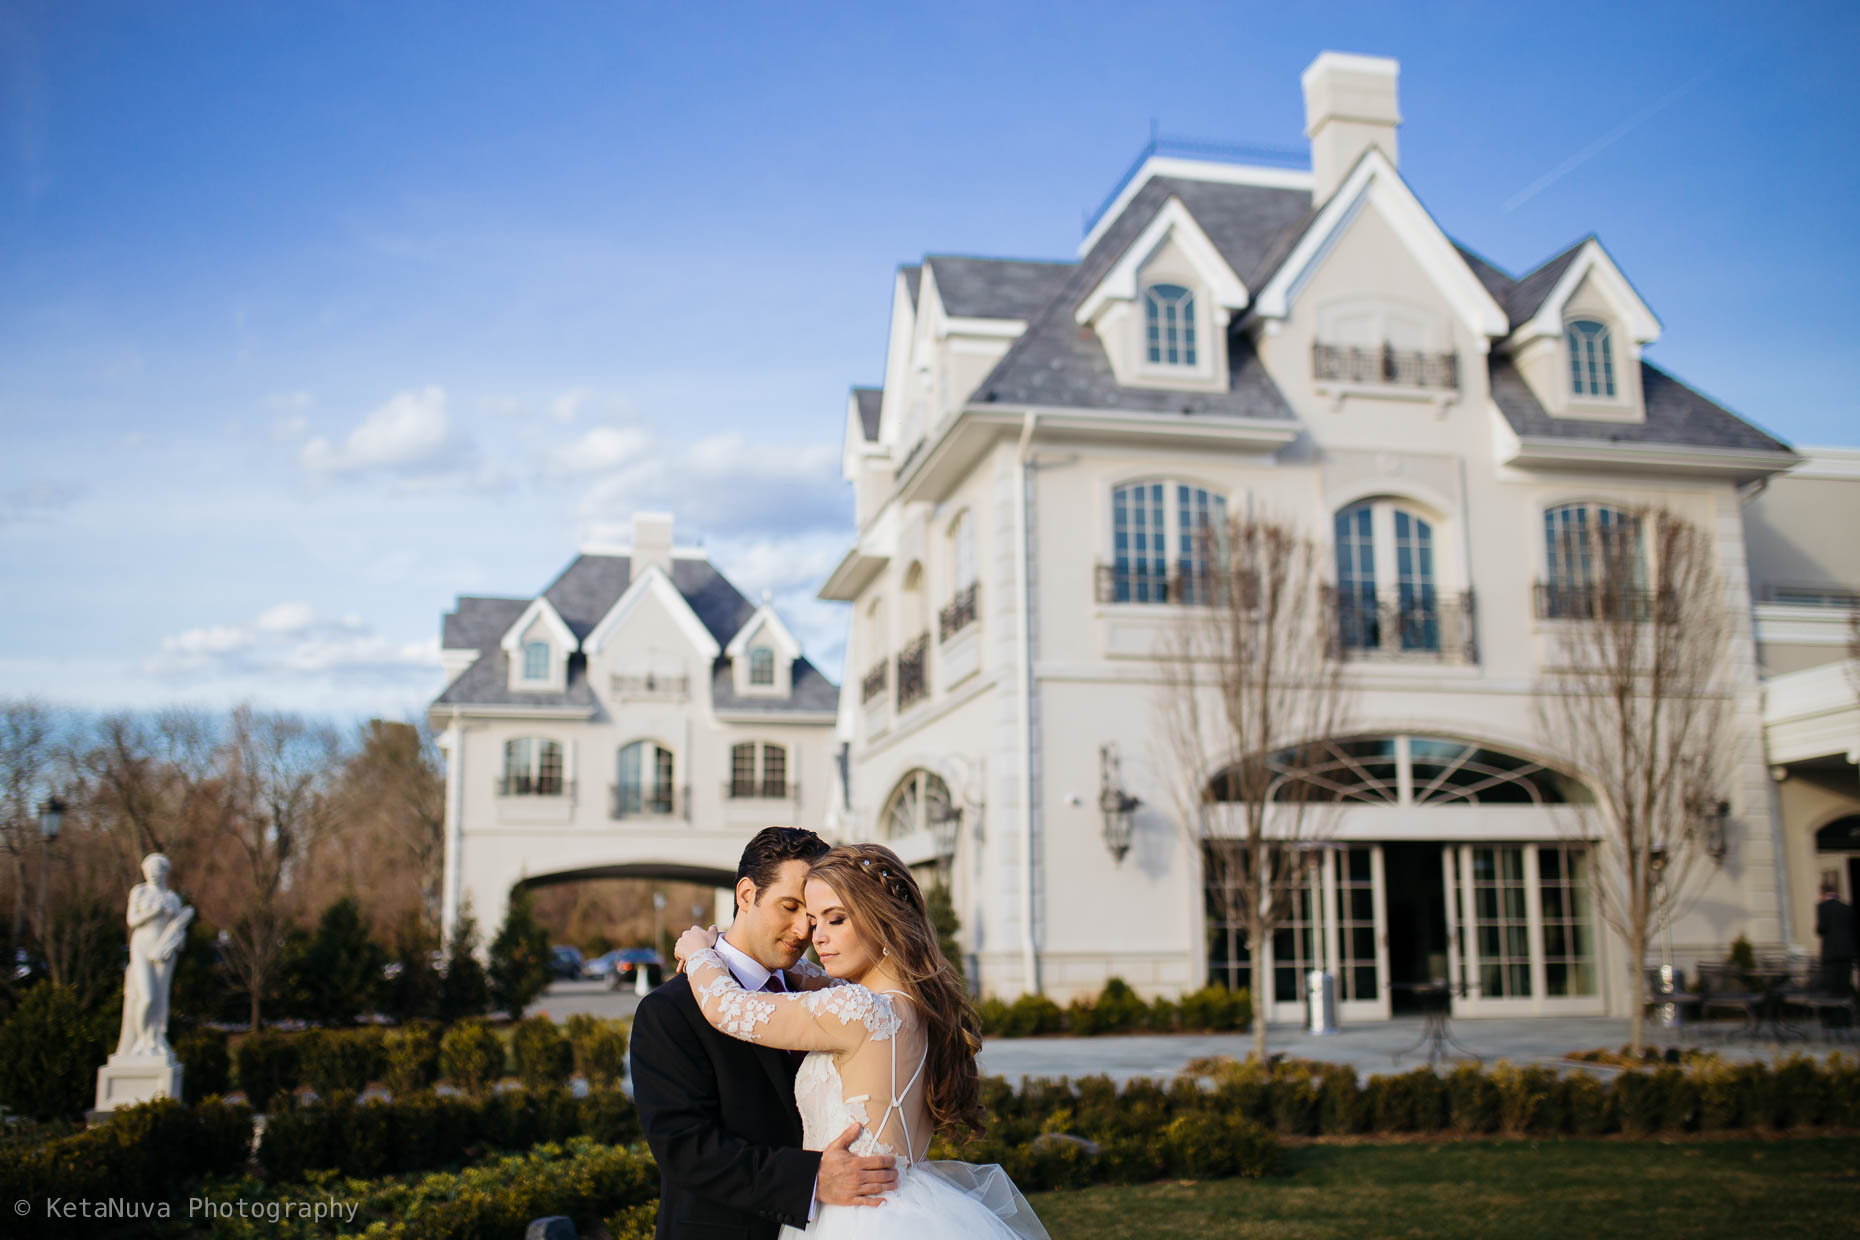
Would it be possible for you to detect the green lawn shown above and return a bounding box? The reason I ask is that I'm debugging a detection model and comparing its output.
[1028,1137,1860,1240]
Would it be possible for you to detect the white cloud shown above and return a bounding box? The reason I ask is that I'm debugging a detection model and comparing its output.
[300,386,468,477]
[550,388,590,423]
[552,425,652,474]
[256,601,315,633]
[573,431,846,534]
[144,605,439,682]
[0,480,85,527]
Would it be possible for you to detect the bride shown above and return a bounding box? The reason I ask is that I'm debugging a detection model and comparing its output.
[674,843,1048,1239]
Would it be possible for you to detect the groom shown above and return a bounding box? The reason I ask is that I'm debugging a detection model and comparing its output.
[631,826,898,1239]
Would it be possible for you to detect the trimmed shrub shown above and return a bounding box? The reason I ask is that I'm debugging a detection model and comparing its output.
[1146,995,1180,1032]
[1100,1134,1168,1183]
[1064,994,1103,1035]
[1000,993,1065,1037]
[581,1086,643,1145]
[1491,1062,1558,1135]
[1161,1112,1280,1179]
[1314,1065,1368,1134]
[233,1030,300,1111]
[1614,1070,1666,1137]
[300,1027,386,1097]
[512,1017,574,1089]
[1446,1062,1501,1134]
[1737,1061,1783,1130]
[1368,1068,1445,1133]
[439,1019,505,1097]
[1269,1071,1320,1136]
[1178,984,1250,1032]
[1092,978,1149,1033]
[1559,1071,1614,1135]
[0,983,106,1120]
[1774,1056,1825,1128]
[384,1022,442,1095]
[976,997,1011,1037]
[1697,1061,1743,1130]
[1025,1132,1096,1190]
[176,1028,231,1102]
[567,1013,628,1088]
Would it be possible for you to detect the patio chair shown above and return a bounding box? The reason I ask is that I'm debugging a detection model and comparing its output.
[1695,962,1763,1039]
[1643,965,1701,1029]
[1779,968,1856,1042]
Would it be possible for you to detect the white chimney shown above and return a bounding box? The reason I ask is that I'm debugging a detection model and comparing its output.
[1302,52,1401,204]
[631,511,675,576]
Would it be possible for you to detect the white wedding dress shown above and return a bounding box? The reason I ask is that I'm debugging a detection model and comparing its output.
[682,948,1048,1240]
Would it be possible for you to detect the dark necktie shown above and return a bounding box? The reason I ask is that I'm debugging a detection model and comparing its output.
[761,975,807,1071]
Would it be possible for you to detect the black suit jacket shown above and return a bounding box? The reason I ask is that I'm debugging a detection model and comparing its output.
[1817,897,1856,959]
[631,971,820,1240]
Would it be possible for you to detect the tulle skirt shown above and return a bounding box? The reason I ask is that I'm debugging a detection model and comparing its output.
[781,1161,1049,1240]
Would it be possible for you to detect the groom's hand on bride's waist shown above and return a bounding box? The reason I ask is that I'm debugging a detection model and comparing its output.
[816,1122,897,1207]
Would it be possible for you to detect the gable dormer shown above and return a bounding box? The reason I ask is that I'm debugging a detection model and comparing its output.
[1076,197,1248,392]
[499,597,577,693]
[725,603,802,699]
[1503,238,1662,424]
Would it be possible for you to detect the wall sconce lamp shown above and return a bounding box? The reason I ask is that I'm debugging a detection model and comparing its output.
[1098,744,1141,864]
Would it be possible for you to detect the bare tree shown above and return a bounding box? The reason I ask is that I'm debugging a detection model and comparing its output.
[214,705,343,1030]
[0,699,58,951]
[1153,510,1352,1059]
[1534,506,1732,1054]
[313,718,446,935]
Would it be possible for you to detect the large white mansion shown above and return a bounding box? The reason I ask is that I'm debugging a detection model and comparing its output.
[431,52,1860,1023]
[816,52,1860,1020]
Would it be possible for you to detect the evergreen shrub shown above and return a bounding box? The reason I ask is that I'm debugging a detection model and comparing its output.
[384,1022,442,1095]
[567,1013,629,1087]
[0,983,106,1120]
[233,1030,300,1111]
[176,1028,231,1102]
[512,1016,574,1089]
[439,1019,505,1097]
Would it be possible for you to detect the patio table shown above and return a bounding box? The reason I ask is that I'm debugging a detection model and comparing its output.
[1389,981,1484,1067]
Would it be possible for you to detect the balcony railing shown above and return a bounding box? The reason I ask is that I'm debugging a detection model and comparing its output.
[1312,341,1459,391]
[1329,589,1479,664]
[1533,582,1678,623]
[497,774,568,797]
[609,672,689,701]
[939,582,979,641]
[896,632,929,710]
[610,782,687,820]
[861,658,888,705]
[1094,562,1223,605]
[725,780,798,801]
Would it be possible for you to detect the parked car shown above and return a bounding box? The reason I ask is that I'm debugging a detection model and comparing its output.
[604,947,664,990]
[549,945,585,980]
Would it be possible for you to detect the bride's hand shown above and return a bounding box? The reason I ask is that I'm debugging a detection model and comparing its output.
[673,924,720,968]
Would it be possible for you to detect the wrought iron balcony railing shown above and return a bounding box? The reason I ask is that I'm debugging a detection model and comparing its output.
[725,779,797,801]
[609,672,689,700]
[497,774,568,797]
[1533,581,1678,623]
[938,582,979,642]
[1312,341,1459,391]
[1329,588,1479,664]
[610,782,687,820]
[861,658,888,705]
[896,632,929,710]
[1094,562,1223,605]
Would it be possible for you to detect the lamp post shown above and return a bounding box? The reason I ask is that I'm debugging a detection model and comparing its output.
[1098,745,1140,864]
[36,796,64,957]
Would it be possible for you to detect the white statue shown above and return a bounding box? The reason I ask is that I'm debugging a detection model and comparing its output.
[115,853,193,1058]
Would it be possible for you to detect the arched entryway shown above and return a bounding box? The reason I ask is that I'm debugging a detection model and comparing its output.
[1203,734,1601,1022]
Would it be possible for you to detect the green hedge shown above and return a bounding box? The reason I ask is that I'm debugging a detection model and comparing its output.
[978,979,1252,1038]
[0,1097,251,1232]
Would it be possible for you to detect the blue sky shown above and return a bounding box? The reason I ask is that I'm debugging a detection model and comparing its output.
[3,2,1856,720]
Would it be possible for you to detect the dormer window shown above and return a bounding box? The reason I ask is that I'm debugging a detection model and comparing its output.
[749,646,775,686]
[1565,319,1616,398]
[522,640,550,682]
[1145,283,1197,366]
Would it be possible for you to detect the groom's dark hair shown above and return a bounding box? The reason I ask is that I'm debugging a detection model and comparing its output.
[736,826,829,898]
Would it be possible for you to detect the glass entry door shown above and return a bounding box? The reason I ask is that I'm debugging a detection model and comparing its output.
[1444,843,1603,1016]
[1268,845,1390,1023]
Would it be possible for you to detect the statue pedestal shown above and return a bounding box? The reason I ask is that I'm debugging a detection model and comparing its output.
[94,1051,183,1112]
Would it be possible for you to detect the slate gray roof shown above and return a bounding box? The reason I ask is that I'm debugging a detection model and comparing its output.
[711,659,840,715]
[1500,238,1586,330]
[852,387,882,442]
[1453,244,1518,316]
[435,556,838,713]
[973,176,1309,418]
[924,256,1075,321]
[1488,356,1792,455]
[900,264,922,309]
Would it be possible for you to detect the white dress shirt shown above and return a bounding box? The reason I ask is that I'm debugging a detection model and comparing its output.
[713,931,817,1220]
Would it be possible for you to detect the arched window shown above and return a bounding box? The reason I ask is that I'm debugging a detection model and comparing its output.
[1565,320,1616,398]
[502,737,564,796]
[749,646,775,686]
[1210,735,1589,806]
[1333,500,1440,653]
[522,640,550,681]
[1145,283,1197,366]
[1108,481,1227,603]
[880,769,953,842]
[941,511,979,641]
[616,740,676,817]
[1542,502,1642,618]
[730,741,789,799]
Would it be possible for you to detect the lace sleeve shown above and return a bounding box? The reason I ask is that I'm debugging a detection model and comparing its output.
[784,956,848,992]
[684,948,901,1053]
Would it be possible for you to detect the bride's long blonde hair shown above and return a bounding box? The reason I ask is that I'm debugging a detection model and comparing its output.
[807,843,986,1137]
